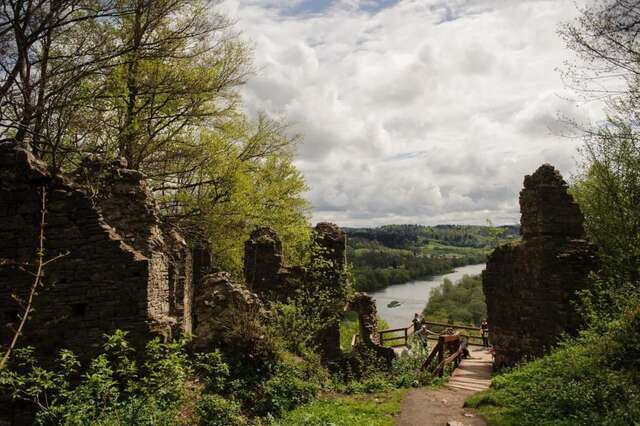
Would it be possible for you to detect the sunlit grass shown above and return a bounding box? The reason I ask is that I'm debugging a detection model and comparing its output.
[274,389,408,426]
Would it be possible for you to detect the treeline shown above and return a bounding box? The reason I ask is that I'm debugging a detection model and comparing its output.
[351,251,485,292]
[423,274,486,326]
[347,225,496,292]
[346,224,519,249]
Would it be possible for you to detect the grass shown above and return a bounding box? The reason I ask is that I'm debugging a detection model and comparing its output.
[339,312,359,352]
[273,389,408,426]
[464,323,640,426]
[420,240,488,257]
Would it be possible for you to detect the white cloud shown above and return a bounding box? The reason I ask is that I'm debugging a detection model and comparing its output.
[219,0,600,227]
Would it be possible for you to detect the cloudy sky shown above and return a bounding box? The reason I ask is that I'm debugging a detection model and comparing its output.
[219,0,600,227]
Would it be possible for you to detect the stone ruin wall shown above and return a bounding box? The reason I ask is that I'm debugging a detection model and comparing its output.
[243,223,348,362]
[483,164,598,367]
[347,293,395,365]
[0,144,194,364]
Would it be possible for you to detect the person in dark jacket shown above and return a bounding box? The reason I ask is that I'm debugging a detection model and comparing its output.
[412,313,423,333]
[481,319,489,347]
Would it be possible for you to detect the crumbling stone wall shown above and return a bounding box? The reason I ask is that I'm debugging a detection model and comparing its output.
[164,227,194,335]
[244,227,288,298]
[313,222,346,269]
[242,223,348,362]
[348,293,395,364]
[0,144,194,365]
[483,164,598,367]
[310,223,348,363]
[192,272,266,350]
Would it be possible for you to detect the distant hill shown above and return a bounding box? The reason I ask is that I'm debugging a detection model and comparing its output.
[345,224,520,292]
[345,224,520,249]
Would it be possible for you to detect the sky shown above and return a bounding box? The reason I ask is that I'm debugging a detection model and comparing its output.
[218,0,599,227]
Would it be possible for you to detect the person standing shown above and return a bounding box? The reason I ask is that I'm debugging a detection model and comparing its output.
[412,313,423,333]
[481,319,489,347]
[460,335,470,358]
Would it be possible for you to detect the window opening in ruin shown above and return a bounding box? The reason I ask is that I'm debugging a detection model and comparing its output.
[71,303,87,317]
[340,311,360,352]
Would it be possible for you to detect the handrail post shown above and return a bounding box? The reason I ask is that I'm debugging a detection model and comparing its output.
[404,327,407,346]
[437,336,444,377]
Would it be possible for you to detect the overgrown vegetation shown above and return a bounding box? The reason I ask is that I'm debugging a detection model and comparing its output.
[466,309,640,425]
[0,323,438,424]
[274,389,408,426]
[0,0,311,273]
[423,274,486,326]
[347,225,516,292]
[0,246,437,424]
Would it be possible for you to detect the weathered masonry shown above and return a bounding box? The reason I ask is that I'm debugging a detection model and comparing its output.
[483,164,598,367]
[243,223,349,362]
[0,144,195,363]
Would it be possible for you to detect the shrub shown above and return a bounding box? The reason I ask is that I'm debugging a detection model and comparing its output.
[466,315,640,425]
[192,350,229,394]
[196,395,245,426]
[254,362,319,416]
[0,332,237,425]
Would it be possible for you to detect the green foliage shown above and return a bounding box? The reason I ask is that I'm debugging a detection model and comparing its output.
[388,345,433,388]
[268,244,354,355]
[196,395,245,426]
[466,309,640,425]
[329,342,435,395]
[254,362,320,417]
[572,117,640,283]
[3,0,311,275]
[273,389,408,426]
[339,312,359,352]
[192,350,229,394]
[346,224,519,249]
[0,332,205,425]
[220,308,280,396]
[423,274,486,326]
[175,120,312,272]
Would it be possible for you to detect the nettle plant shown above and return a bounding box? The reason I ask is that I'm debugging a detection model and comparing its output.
[0,331,230,425]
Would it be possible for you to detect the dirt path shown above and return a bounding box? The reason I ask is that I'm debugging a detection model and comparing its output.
[396,346,493,426]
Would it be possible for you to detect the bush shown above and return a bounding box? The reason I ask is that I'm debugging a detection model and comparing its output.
[389,345,433,388]
[466,313,640,425]
[0,332,236,426]
[196,395,245,426]
[254,362,320,416]
[343,375,394,394]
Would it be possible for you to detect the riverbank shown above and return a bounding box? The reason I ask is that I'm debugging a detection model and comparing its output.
[368,264,486,329]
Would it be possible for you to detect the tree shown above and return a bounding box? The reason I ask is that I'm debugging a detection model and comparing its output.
[0,0,125,157]
[562,0,640,323]
[561,1,640,280]
[560,0,640,101]
[1,0,311,273]
[164,115,310,272]
[572,116,640,281]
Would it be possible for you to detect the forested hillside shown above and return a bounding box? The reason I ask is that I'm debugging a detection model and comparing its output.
[346,225,517,291]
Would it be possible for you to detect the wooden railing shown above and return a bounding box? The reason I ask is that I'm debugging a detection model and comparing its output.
[378,324,414,347]
[420,334,463,377]
[375,321,483,348]
[350,320,483,350]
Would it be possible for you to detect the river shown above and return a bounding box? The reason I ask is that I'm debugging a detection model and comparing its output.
[367,263,486,329]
